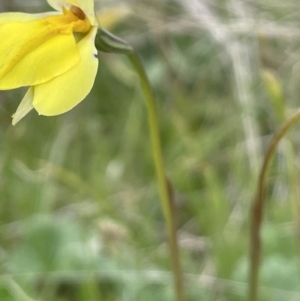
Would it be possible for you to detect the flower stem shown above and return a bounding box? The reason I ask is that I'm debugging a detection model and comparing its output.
[249,108,300,301]
[127,52,186,301]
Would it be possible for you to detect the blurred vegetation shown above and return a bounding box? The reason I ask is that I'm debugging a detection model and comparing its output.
[1,0,300,300]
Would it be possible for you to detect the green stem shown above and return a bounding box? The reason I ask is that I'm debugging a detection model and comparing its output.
[249,108,300,301]
[128,52,186,301]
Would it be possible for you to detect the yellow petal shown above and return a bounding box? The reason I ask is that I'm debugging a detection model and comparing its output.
[0,20,80,90]
[47,0,96,25]
[33,27,98,116]
[12,87,34,125]
[0,12,59,23]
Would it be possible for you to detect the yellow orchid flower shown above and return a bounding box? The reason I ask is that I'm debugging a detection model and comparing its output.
[0,0,99,125]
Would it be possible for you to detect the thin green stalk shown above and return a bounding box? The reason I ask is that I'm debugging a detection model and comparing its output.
[94,28,185,301]
[249,108,300,301]
[128,52,186,301]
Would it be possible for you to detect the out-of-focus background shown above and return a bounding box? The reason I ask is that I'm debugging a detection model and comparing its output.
[1,0,300,300]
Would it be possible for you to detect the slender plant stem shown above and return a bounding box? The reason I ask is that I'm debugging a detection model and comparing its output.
[249,108,300,301]
[127,52,186,301]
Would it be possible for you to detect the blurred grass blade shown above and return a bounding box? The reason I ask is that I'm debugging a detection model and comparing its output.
[4,277,38,301]
[262,69,286,123]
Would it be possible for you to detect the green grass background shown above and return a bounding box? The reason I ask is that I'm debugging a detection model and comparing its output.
[1,0,300,300]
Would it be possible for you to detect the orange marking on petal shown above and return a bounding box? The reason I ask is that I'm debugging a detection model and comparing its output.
[70,6,86,20]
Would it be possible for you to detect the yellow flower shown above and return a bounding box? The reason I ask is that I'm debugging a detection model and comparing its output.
[0,0,99,125]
